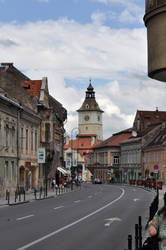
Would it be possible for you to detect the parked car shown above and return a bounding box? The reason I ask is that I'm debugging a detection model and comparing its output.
[94,178,102,184]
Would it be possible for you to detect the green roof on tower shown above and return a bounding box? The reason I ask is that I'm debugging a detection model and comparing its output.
[77,80,104,113]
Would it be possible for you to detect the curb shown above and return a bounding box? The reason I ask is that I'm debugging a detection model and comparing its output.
[9,201,30,206]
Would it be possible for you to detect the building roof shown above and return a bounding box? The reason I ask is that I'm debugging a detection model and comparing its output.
[93,128,132,149]
[21,79,67,123]
[64,136,99,151]
[21,80,42,98]
[134,109,166,130]
[0,62,30,81]
[144,124,166,148]
[77,82,103,113]
[49,95,67,123]
[120,136,141,145]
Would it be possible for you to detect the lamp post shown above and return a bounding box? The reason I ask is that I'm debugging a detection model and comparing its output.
[71,127,80,180]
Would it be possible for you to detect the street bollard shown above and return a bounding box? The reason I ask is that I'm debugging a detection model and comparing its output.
[135,224,139,249]
[127,235,132,250]
[40,187,42,199]
[6,190,8,200]
[7,191,10,205]
[34,189,37,200]
[56,187,57,195]
[19,190,21,202]
[138,216,142,248]
[15,191,17,202]
[23,189,25,201]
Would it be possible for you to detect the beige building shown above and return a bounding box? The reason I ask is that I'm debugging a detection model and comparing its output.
[0,94,19,196]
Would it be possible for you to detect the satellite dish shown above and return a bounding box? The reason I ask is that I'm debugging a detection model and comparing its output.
[132,130,137,137]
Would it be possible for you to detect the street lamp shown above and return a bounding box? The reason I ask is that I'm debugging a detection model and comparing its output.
[71,127,80,180]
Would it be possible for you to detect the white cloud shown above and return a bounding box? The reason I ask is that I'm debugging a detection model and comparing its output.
[91,11,107,25]
[94,0,144,24]
[0,18,162,139]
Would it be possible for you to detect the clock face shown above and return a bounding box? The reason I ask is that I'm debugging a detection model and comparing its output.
[84,115,89,121]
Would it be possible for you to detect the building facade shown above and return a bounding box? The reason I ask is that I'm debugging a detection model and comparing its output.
[0,63,67,195]
[0,94,19,196]
[91,129,132,183]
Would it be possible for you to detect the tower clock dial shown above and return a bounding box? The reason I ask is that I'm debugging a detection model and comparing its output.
[84,115,89,121]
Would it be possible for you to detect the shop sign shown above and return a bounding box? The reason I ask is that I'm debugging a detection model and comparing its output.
[37,148,45,163]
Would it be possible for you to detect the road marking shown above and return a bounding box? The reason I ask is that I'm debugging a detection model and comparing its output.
[133,198,140,202]
[74,200,81,203]
[16,214,34,221]
[104,217,122,227]
[16,188,125,250]
[53,206,64,210]
[88,195,92,199]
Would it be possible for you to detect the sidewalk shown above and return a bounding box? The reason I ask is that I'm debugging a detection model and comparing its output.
[158,184,166,209]
[0,185,81,207]
[141,185,166,242]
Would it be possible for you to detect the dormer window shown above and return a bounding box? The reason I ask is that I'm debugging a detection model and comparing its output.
[86,104,89,109]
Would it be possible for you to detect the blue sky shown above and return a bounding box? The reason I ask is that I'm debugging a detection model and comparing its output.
[0,0,165,139]
[0,0,144,28]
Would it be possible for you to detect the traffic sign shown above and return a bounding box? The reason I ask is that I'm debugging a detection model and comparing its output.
[154,165,158,170]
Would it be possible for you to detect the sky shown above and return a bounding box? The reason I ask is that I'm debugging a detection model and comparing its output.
[0,0,166,139]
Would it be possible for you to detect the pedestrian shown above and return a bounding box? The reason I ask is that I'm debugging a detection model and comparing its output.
[148,192,166,249]
[52,179,56,190]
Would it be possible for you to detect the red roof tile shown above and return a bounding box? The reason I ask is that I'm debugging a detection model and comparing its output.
[93,128,132,149]
[21,80,42,99]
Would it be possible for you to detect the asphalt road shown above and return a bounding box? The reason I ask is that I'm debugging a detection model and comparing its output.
[0,183,154,250]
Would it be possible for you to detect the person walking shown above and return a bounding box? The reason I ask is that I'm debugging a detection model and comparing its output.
[148,192,166,249]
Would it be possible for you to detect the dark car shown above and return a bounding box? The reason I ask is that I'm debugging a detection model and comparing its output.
[94,178,102,184]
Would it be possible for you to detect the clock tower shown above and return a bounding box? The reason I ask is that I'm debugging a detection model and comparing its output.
[77,81,104,141]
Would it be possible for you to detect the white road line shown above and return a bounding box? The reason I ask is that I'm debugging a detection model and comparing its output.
[16,214,34,221]
[53,206,64,210]
[88,195,92,198]
[74,200,81,203]
[16,188,125,250]
[133,198,140,202]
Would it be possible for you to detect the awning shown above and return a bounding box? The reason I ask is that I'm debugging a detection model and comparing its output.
[57,167,68,175]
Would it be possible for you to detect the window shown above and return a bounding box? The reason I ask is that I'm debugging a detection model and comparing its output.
[11,127,15,152]
[31,130,33,151]
[148,152,151,162]
[162,151,165,161]
[4,125,9,147]
[4,161,9,183]
[21,127,24,150]
[114,156,119,164]
[11,161,15,181]
[35,130,37,151]
[154,152,159,162]
[45,123,50,142]
[26,129,28,151]
[157,152,159,162]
